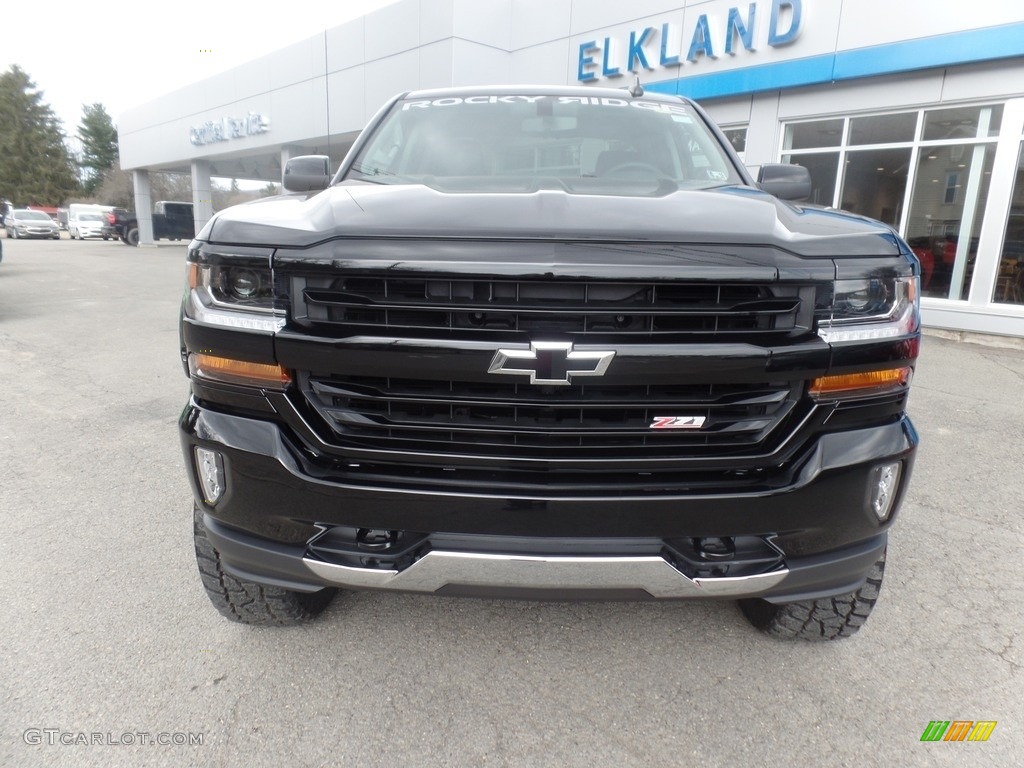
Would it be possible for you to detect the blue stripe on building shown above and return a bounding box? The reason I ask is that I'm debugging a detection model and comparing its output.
[645,22,1024,100]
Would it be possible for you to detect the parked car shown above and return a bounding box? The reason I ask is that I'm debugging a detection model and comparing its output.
[101,208,128,240]
[908,237,934,288]
[69,211,108,240]
[111,201,194,245]
[5,209,61,239]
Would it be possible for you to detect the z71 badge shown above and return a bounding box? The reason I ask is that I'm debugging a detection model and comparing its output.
[650,416,706,429]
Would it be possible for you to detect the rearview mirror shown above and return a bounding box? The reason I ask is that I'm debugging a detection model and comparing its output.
[283,155,331,192]
[522,116,578,133]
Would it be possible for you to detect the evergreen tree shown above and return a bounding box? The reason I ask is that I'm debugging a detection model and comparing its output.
[77,103,119,195]
[0,65,80,205]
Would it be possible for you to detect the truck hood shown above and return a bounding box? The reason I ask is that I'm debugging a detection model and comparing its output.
[202,182,902,257]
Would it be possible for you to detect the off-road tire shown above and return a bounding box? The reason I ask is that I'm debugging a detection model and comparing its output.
[193,505,336,625]
[126,227,139,246]
[738,551,886,641]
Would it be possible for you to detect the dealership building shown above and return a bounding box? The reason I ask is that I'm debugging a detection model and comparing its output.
[117,0,1024,338]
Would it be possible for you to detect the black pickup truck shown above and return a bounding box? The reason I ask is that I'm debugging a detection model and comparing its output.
[180,86,920,640]
[106,201,194,245]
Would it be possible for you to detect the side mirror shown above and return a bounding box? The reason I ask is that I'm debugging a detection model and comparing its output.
[757,163,812,202]
[283,155,331,192]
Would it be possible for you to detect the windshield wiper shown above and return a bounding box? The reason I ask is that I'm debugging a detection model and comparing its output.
[349,164,397,178]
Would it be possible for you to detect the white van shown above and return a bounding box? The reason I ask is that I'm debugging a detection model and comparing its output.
[68,204,113,240]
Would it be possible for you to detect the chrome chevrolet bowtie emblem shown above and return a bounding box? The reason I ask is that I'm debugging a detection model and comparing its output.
[487,342,615,386]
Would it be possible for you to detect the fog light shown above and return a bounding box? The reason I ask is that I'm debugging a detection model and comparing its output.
[195,447,225,504]
[868,462,901,520]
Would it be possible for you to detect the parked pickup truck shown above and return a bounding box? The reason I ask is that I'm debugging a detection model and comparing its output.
[181,85,920,640]
[107,201,194,245]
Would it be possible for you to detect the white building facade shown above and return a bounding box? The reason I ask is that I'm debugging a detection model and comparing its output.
[118,0,1024,337]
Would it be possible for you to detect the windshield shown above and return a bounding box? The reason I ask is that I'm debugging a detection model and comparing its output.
[17,211,53,221]
[345,94,742,194]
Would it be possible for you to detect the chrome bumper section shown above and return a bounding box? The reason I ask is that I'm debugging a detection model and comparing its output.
[302,550,788,598]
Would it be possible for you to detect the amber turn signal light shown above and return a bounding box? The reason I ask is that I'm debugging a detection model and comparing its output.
[189,353,291,389]
[809,367,911,399]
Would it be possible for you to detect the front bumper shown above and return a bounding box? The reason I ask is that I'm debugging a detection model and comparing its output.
[201,510,887,603]
[181,401,916,603]
[12,228,59,238]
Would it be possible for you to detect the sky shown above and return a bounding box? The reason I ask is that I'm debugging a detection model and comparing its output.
[1,0,399,154]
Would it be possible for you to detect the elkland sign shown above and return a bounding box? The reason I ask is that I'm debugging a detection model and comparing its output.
[577,0,802,82]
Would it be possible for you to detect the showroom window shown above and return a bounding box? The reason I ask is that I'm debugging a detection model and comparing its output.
[722,126,747,162]
[782,104,1004,300]
[781,119,842,206]
[905,105,1000,300]
[993,142,1024,305]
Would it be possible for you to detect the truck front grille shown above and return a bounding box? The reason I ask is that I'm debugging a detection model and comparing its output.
[299,374,801,460]
[293,276,807,337]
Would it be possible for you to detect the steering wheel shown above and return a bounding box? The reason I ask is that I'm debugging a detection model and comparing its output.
[601,162,664,178]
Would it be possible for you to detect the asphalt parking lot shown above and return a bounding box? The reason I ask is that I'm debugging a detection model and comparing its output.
[1,234,1021,767]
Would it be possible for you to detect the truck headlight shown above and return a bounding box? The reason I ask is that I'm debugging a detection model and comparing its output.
[225,268,264,300]
[817,276,919,343]
[184,260,284,332]
[188,262,275,310]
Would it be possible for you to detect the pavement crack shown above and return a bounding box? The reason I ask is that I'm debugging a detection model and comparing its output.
[991,638,1022,676]
[980,353,1024,381]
